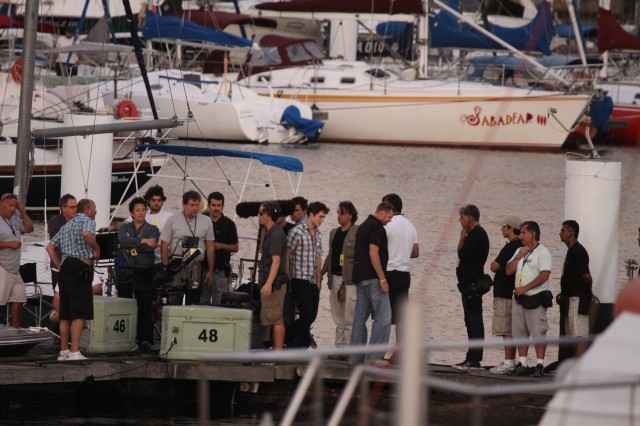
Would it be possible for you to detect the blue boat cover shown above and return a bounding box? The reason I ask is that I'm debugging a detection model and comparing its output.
[590,95,613,133]
[467,54,579,80]
[279,106,324,139]
[142,11,252,48]
[430,0,553,55]
[136,144,303,172]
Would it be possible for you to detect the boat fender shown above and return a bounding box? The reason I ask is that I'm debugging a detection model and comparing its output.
[11,59,22,84]
[117,100,138,118]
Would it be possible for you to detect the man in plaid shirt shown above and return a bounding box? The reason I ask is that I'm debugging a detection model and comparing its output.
[286,201,329,348]
[47,199,100,361]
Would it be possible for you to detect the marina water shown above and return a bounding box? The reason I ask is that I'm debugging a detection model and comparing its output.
[20,141,640,423]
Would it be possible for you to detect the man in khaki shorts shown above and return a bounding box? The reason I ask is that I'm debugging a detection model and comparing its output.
[489,216,522,374]
[0,193,34,327]
[258,202,289,350]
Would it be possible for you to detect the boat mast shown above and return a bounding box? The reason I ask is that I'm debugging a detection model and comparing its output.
[565,0,587,66]
[14,0,38,202]
[122,0,160,125]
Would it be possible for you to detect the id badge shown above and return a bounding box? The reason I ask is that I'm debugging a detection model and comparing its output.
[517,274,523,286]
[339,253,344,267]
[130,248,138,256]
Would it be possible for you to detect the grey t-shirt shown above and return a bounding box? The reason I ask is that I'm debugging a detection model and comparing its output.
[161,213,214,262]
[0,213,23,273]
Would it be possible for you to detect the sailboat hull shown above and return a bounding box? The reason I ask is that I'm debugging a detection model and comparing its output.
[243,61,590,148]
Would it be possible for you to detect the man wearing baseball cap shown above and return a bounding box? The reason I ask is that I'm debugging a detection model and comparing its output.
[0,193,34,327]
[489,216,522,374]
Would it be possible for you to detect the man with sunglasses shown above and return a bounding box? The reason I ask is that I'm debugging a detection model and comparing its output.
[47,194,78,329]
[0,193,34,327]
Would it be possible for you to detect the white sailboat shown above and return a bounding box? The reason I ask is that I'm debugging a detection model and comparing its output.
[240,0,591,148]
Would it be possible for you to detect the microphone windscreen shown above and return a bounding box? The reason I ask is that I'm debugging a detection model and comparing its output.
[236,199,297,218]
[236,201,262,218]
[277,199,295,217]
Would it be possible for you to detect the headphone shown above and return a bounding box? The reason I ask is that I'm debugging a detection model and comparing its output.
[265,201,279,222]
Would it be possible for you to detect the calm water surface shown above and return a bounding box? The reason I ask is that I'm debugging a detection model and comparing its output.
[22,141,640,421]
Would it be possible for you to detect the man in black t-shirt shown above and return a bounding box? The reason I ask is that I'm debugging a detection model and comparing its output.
[348,202,394,367]
[489,216,522,374]
[201,192,239,305]
[258,202,288,350]
[559,220,592,357]
[453,204,490,371]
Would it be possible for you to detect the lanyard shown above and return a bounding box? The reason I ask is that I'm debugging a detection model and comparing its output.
[1,216,16,238]
[184,213,197,237]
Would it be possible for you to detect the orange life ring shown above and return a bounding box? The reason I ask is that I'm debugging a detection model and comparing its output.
[11,59,22,84]
[117,100,138,118]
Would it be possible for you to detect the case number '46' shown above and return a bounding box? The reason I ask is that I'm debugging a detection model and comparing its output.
[113,319,126,333]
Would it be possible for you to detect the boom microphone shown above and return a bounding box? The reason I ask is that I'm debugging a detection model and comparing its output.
[235,199,296,218]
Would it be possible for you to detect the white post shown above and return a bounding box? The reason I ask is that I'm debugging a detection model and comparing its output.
[60,113,114,229]
[396,299,426,426]
[564,159,621,304]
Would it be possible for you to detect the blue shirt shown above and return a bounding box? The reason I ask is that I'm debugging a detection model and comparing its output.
[50,213,96,264]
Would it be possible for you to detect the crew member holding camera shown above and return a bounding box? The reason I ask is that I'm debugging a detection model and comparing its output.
[118,197,159,350]
[160,191,214,305]
[202,192,238,305]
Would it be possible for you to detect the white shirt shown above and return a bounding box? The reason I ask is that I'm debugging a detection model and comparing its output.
[384,214,418,272]
[56,35,78,64]
[511,243,552,296]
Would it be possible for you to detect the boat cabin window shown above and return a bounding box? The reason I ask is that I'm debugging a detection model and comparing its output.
[286,43,314,62]
[310,76,325,83]
[302,41,325,60]
[247,47,282,67]
[365,68,388,79]
[340,77,356,84]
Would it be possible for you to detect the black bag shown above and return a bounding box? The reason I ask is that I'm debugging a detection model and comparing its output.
[517,290,553,309]
[516,294,542,309]
[471,274,493,296]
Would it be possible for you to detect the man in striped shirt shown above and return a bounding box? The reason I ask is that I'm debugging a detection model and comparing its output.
[46,199,100,361]
[286,201,329,348]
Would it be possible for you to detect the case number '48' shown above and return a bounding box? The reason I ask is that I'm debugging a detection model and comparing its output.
[198,329,218,343]
[113,319,126,333]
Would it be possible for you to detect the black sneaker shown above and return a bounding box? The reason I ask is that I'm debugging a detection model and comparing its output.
[452,360,481,371]
[532,363,544,377]
[508,362,530,376]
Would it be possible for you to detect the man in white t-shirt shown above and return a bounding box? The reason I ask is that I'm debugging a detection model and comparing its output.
[505,221,552,377]
[143,185,172,263]
[381,194,418,361]
[54,27,79,77]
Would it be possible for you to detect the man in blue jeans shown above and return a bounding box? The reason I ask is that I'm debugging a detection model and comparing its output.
[348,201,394,367]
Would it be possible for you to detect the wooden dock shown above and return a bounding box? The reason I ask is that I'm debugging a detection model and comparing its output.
[0,341,554,424]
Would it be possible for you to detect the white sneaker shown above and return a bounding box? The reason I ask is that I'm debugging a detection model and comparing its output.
[65,351,87,361]
[489,361,516,375]
[57,350,69,361]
